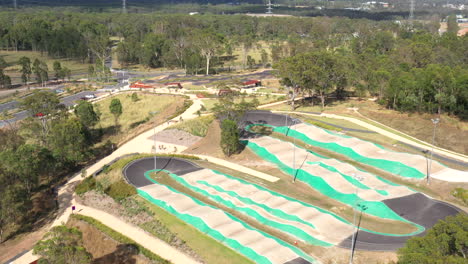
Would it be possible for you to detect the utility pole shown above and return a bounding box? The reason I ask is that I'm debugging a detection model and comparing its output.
[122,0,127,13]
[13,0,17,9]
[409,0,415,26]
[427,118,439,185]
[266,0,273,14]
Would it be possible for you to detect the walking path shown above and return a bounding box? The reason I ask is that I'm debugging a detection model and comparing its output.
[13,97,280,264]
[13,98,204,264]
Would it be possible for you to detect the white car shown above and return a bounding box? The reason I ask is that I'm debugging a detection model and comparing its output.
[84,94,96,99]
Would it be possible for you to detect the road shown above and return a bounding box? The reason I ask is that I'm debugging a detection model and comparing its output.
[0,91,98,128]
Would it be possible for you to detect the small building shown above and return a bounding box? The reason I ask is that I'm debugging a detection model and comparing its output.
[218,89,234,97]
[164,82,183,89]
[242,80,262,88]
[130,81,153,89]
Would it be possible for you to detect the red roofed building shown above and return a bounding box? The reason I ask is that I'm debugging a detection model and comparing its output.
[164,82,183,89]
[130,81,153,89]
[242,80,261,88]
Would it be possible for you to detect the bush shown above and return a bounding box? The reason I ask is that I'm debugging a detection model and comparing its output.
[75,176,97,195]
[452,188,468,205]
[105,180,137,201]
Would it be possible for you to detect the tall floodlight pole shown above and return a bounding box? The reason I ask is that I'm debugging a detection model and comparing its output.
[427,118,439,184]
[153,126,157,174]
[422,150,429,183]
[349,173,365,264]
[292,119,298,182]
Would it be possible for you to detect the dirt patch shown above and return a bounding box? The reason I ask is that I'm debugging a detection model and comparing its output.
[183,120,224,157]
[77,191,203,262]
[67,217,152,264]
[359,105,468,155]
[151,129,202,147]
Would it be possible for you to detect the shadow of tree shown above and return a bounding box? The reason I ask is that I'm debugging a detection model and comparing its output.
[92,244,139,264]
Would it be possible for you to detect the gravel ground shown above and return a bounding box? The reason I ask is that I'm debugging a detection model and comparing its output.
[150,129,202,147]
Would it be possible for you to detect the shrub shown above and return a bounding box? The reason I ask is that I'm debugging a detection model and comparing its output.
[452,188,468,205]
[105,180,136,201]
[75,176,97,195]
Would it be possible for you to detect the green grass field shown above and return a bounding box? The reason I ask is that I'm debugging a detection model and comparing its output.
[93,93,182,141]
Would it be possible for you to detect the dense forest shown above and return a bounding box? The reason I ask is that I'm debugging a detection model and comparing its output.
[1,11,466,118]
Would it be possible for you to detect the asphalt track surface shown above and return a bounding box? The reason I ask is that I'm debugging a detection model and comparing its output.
[123,156,311,264]
[123,156,464,252]
[239,110,465,250]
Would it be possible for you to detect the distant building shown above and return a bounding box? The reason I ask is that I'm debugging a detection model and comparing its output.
[242,80,262,88]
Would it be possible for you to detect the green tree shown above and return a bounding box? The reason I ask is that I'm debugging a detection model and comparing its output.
[0,57,7,69]
[74,101,99,128]
[0,69,11,89]
[131,92,139,102]
[109,98,123,126]
[53,61,63,80]
[192,29,224,75]
[212,94,259,122]
[48,118,88,164]
[0,183,31,243]
[260,49,269,67]
[18,56,32,88]
[398,214,468,263]
[447,15,460,34]
[33,225,92,264]
[0,144,52,194]
[220,119,240,157]
[21,91,61,117]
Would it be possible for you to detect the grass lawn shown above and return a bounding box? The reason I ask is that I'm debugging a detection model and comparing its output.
[93,92,185,144]
[167,115,215,137]
[1,50,91,82]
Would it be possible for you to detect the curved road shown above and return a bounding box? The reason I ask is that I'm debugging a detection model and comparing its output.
[122,156,463,252]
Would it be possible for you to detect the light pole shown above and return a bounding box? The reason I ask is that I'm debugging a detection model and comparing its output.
[153,126,157,175]
[428,118,439,185]
[292,118,297,182]
[422,150,429,184]
[349,173,364,264]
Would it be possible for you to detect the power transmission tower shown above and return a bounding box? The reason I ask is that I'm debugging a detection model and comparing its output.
[122,0,127,13]
[409,0,415,26]
[266,0,273,14]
